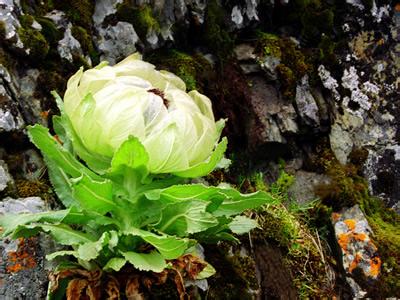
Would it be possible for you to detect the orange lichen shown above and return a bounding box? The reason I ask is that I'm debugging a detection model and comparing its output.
[353,232,368,242]
[369,256,381,277]
[331,212,340,222]
[348,253,362,273]
[6,238,37,273]
[338,233,350,252]
[395,3,400,12]
[344,219,356,231]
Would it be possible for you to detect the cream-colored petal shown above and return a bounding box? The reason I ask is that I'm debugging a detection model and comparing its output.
[64,67,84,116]
[159,70,186,91]
[188,90,215,121]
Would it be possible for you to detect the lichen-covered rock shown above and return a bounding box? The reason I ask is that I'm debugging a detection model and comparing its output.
[0,0,25,51]
[0,197,49,300]
[0,65,25,132]
[295,75,320,127]
[332,205,381,297]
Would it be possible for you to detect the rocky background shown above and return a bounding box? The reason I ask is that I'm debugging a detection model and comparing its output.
[0,0,399,299]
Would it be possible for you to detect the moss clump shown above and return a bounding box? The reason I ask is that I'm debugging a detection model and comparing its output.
[255,32,310,100]
[146,49,212,92]
[201,0,234,60]
[20,0,54,16]
[249,170,334,298]
[15,179,54,204]
[71,26,99,64]
[17,17,50,60]
[53,0,94,30]
[116,2,159,40]
[36,17,63,45]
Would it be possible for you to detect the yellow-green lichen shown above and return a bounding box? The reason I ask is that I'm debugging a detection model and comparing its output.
[71,26,99,63]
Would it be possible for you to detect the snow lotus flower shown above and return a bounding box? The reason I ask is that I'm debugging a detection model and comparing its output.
[62,53,226,176]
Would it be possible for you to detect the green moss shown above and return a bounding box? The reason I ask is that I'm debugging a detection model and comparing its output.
[146,49,212,92]
[71,26,99,64]
[36,17,63,45]
[53,0,94,30]
[116,3,160,40]
[17,24,49,60]
[256,32,310,100]
[202,0,234,60]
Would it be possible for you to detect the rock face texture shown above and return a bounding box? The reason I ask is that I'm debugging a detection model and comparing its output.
[0,0,399,298]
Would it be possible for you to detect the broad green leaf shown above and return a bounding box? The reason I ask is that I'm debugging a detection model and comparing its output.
[122,251,167,272]
[228,216,258,234]
[52,115,72,152]
[77,232,110,261]
[144,184,225,214]
[27,124,101,180]
[107,137,150,196]
[44,156,75,207]
[193,217,239,243]
[123,227,189,259]
[51,91,110,173]
[13,223,95,245]
[173,137,227,178]
[0,209,71,236]
[214,190,279,217]
[155,200,218,236]
[72,174,117,214]
[46,250,78,261]
[103,257,126,272]
[109,136,149,176]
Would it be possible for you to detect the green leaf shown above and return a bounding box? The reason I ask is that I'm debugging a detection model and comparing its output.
[103,257,126,272]
[71,174,117,215]
[155,200,218,236]
[27,124,101,180]
[46,250,78,261]
[228,216,258,234]
[172,137,227,178]
[122,251,167,272]
[107,136,150,196]
[123,227,189,259]
[109,136,149,177]
[77,232,110,261]
[214,190,279,217]
[44,156,75,207]
[0,209,71,236]
[13,223,95,245]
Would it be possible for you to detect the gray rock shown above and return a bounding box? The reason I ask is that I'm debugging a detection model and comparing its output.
[295,75,320,126]
[329,123,353,165]
[231,6,244,29]
[234,44,256,61]
[44,10,68,29]
[93,0,123,25]
[57,24,86,64]
[288,171,331,205]
[0,67,24,132]
[96,21,140,64]
[0,160,12,192]
[0,0,25,51]
[259,55,281,81]
[0,196,46,214]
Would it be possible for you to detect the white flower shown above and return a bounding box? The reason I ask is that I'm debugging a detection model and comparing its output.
[63,53,224,174]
